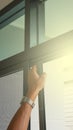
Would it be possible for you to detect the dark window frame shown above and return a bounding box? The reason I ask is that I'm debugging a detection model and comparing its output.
[0,1,73,130]
[0,0,25,29]
[0,30,73,77]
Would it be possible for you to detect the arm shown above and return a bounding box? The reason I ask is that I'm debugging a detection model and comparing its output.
[7,66,46,130]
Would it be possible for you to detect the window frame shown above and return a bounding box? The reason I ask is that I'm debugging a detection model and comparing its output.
[0,0,25,29]
[0,1,73,130]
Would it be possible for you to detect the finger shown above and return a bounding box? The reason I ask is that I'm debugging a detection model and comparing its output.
[38,72,47,87]
[32,65,37,71]
[40,73,47,83]
[28,66,38,81]
[28,66,36,75]
[32,65,39,79]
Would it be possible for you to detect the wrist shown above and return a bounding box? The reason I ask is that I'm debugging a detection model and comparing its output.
[20,96,35,108]
[26,89,39,102]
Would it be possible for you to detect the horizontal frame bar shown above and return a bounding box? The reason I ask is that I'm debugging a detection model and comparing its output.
[0,9,24,29]
[0,0,25,29]
[0,30,73,77]
[0,0,25,16]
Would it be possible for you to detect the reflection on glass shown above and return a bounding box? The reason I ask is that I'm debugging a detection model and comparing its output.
[0,15,24,61]
[31,96,39,130]
[45,0,73,41]
[43,55,73,130]
[0,71,23,130]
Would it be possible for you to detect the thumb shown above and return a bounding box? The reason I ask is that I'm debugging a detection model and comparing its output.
[38,72,47,89]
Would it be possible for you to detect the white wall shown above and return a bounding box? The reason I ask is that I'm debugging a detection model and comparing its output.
[0,71,23,130]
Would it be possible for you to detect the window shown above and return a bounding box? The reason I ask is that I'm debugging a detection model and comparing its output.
[0,15,24,61]
[0,1,73,130]
[45,0,73,41]
[63,57,73,130]
[43,55,73,130]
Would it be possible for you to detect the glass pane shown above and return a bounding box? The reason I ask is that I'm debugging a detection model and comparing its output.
[43,55,73,130]
[0,15,24,61]
[0,71,23,130]
[31,96,39,130]
[45,0,73,41]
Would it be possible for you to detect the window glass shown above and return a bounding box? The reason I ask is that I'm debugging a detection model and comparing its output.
[43,55,73,130]
[0,15,24,61]
[31,96,39,130]
[0,71,23,130]
[45,0,73,41]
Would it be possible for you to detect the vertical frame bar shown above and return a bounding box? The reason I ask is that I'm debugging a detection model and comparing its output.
[30,1,45,47]
[31,2,46,128]
[25,0,30,51]
[30,1,38,47]
[37,63,46,130]
[23,62,30,130]
[29,1,46,129]
[37,1,45,44]
[29,1,46,130]
[24,0,31,129]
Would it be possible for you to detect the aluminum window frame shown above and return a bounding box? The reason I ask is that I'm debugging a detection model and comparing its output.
[0,1,73,130]
[0,0,25,29]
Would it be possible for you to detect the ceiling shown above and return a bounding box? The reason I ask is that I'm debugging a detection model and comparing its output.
[0,0,14,10]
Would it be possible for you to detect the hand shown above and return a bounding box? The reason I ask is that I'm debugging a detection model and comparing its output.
[26,65,46,101]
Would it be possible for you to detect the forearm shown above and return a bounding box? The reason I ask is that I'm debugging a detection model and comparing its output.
[7,102,32,130]
[7,66,46,130]
[7,90,38,130]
